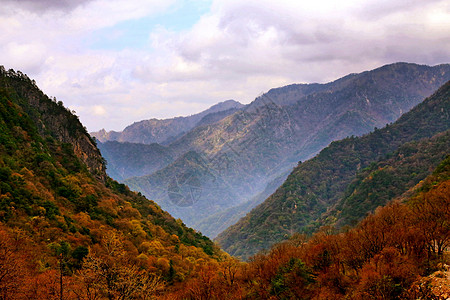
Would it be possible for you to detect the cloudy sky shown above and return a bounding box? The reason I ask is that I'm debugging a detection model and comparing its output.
[2,0,449,131]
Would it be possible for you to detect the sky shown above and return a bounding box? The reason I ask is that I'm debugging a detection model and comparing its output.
[2,0,450,131]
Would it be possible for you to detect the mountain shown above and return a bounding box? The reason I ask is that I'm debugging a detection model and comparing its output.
[0,69,105,181]
[91,99,244,145]
[194,170,291,238]
[94,100,244,182]
[327,130,450,228]
[0,67,221,299]
[97,141,174,181]
[124,63,450,238]
[216,80,450,259]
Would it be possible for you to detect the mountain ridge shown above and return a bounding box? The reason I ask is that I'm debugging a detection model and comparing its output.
[0,67,106,181]
[216,79,450,259]
[123,63,450,238]
[91,99,244,145]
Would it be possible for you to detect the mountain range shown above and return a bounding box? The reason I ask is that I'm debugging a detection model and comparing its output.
[96,62,450,238]
[216,80,450,259]
[91,99,244,145]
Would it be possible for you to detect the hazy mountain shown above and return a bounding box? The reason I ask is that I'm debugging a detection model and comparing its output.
[216,80,450,259]
[97,141,174,181]
[124,63,450,238]
[194,170,291,238]
[91,99,244,145]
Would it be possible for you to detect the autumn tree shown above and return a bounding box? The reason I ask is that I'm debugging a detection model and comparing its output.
[0,226,29,300]
[270,257,315,299]
[410,181,450,259]
[75,231,162,300]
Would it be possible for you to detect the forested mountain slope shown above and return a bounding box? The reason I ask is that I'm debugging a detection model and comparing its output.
[0,68,221,299]
[216,80,450,259]
[169,155,450,299]
[326,130,450,228]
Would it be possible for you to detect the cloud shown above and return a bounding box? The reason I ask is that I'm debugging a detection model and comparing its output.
[65,0,176,32]
[93,105,107,116]
[1,0,449,131]
[2,0,93,13]
[142,0,450,83]
[3,42,47,74]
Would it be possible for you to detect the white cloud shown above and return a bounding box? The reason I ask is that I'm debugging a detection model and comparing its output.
[93,105,107,116]
[4,42,47,74]
[1,0,449,131]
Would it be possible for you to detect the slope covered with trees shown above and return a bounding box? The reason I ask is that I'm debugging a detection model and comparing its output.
[166,155,450,299]
[327,130,450,228]
[0,68,222,299]
[216,80,450,259]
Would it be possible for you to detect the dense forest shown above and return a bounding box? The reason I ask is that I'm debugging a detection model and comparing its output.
[328,130,450,228]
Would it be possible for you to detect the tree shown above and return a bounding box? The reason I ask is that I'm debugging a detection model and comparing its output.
[411,181,450,258]
[270,257,315,299]
[0,226,28,299]
[75,231,162,300]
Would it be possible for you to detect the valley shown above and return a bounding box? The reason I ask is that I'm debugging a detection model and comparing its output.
[0,65,448,299]
[3,1,450,298]
[95,63,450,239]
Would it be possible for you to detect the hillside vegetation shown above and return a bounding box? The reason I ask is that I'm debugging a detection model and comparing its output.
[328,130,450,228]
[166,155,450,299]
[0,68,223,299]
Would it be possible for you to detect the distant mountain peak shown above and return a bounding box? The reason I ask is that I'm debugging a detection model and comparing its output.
[91,99,244,145]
